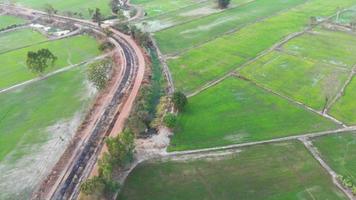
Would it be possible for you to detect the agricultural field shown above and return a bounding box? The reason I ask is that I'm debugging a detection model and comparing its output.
[0,15,26,29]
[169,77,339,151]
[0,28,47,53]
[313,132,356,186]
[119,141,347,200]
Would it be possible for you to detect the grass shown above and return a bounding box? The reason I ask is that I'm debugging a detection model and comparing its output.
[0,28,47,54]
[167,0,355,93]
[131,0,198,17]
[155,0,307,54]
[329,78,356,125]
[0,15,26,29]
[333,8,356,25]
[0,65,94,162]
[169,77,339,151]
[0,35,100,89]
[239,51,350,111]
[313,132,356,184]
[119,141,347,200]
[7,0,112,19]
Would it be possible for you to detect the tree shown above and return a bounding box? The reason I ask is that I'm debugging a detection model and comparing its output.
[172,91,188,112]
[43,3,57,18]
[87,60,112,90]
[163,113,177,128]
[217,0,230,9]
[26,49,57,75]
[105,129,135,167]
[92,8,103,27]
[109,0,120,14]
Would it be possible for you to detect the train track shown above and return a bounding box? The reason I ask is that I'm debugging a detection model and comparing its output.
[0,3,144,200]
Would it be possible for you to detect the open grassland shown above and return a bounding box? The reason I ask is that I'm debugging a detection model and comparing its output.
[313,132,356,184]
[132,0,199,17]
[0,65,95,199]
[167,0,355,93]
[0,28,47,54]
[240,52,349,111]
[5,0,112,19]
[169,77,339,151]
[119,141,346,200]
[155,0,306,54]
[282,29,356,67]
[0,35,100,89]
[0,15,26,29]
[329,78,356,125]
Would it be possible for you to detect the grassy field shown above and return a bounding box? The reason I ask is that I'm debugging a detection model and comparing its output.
[313,132,356,184]
[7,0,112,18]
[119,141,346,200]
[0,35,100,89]
[167,0,355,93]
[239,52,350,111]
[0,15,26,29]
[131,0,199,17]
[155,0,306,54]
[0,28,47,54]
[333,7,356,25]
[169,77,339,151]
[329,78,356,125]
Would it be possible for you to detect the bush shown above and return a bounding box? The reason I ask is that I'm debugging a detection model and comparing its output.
[99,41,115,52]
[163,113,177,129]
[172,91,188,112]
[87,59,112,90]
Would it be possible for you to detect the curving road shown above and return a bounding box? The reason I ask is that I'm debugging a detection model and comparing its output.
[0,3,145,200]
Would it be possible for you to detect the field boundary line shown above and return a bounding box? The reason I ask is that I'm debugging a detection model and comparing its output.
[187,72,232,97]
[164,126,356,157]
[300,138,355,200]
[0,53,112,94]
[324,65,356,113]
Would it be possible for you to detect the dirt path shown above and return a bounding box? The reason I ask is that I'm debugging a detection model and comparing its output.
[300,138,355,200]
[0,53,112,95]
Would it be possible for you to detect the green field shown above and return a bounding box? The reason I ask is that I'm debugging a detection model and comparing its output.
[0,65,94,161]
[0,35,100,89]
[167,0,355,93]
[0,15,26,29]
[329,78,356,125]
[313,132,356,184]
[132,0,199,17]
[239,52,350,111]
[119,141,346,200]
[169,77,339,151]
[6,0,112,18]
[0,28,47,54]
[155,0,307,54]
[333,8,356,25]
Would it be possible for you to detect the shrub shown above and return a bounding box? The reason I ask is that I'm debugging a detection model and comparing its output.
[163,113,177,129]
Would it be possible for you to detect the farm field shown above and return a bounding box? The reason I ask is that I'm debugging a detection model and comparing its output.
[313,132,356,186]
[2,0,112,19]
[239,28,356,111]
[155,0,307,54]
[169,77,339,151]
[0,35,100,89]
[329,78,356,125]
[0,65,96,199]
[0,28,47,53]
[166,0,355,93]
[119,141,347,200]
[0,15,26,29]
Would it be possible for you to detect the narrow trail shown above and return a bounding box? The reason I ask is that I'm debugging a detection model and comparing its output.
[0,53,112,95]
[300,138,355,200]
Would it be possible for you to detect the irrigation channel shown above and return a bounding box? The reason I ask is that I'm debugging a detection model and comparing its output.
[0,3,145,200]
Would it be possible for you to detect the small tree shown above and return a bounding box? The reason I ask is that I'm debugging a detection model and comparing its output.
[92,8,103,27]
[163,113,177,129]
[44,4,57,18]
[217,0,230,9]
[172,91,188,112]
[87,60,112,90]
[109,0,120,14]
[106,129,135,167]
[26,49,57,75]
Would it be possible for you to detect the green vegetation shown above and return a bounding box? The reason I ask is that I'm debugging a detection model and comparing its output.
[167,0,355,93]
[172,91,187,112]
[163,113,177,128]
[0,65,94,161]
[0,35,100,89]
[313,132,356,193]
[87,59,112,90]
[333,8,356,25]
[155,0,306,54]
[169,77,339,151]
[119,141,346,200]
[26,48,57,74]
[329,78,356,125]
[131,0,198,17]
[0,15,26,30]
[0,29,47,54]
[239,51,350,111]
